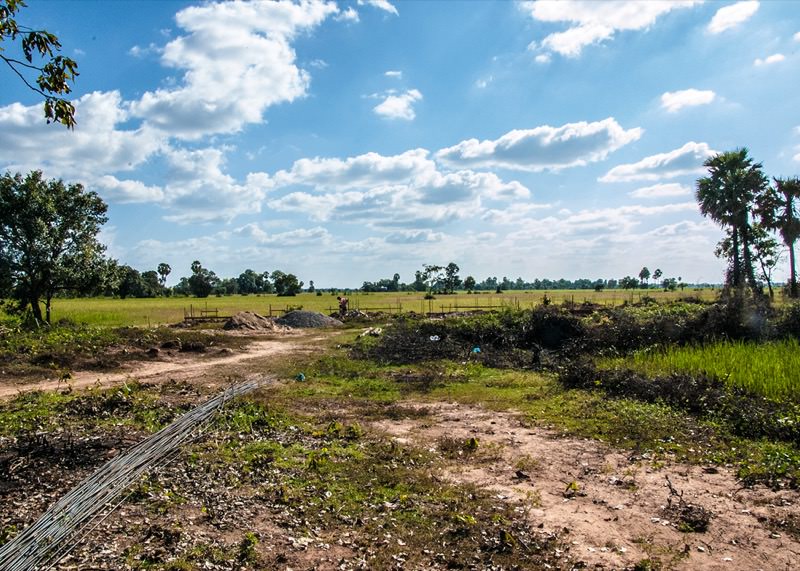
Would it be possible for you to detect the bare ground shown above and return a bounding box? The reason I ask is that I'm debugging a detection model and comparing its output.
[0,332,313,400]
[3,330,799,570]
[369,402,800,571]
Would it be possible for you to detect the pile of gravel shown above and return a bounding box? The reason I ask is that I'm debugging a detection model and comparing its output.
[223,311,289,331]
[275,310,343,328]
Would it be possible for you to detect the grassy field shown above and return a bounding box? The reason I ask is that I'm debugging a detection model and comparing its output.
[602,339,800,401]
[16,287,720,327]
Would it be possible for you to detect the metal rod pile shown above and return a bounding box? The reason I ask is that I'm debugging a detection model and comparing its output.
[0,378,265,570]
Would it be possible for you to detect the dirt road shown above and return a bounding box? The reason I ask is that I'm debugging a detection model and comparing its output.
[0,337,303,400]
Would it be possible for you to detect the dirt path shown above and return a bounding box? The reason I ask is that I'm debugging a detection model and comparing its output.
[370,402,800,571]
[0,336,306,400]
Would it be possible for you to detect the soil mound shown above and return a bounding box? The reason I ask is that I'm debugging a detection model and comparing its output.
[223,311,289,332]
[275,310,343,328]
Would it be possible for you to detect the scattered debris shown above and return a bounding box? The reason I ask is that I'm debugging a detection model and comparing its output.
[663,475,712,533]
[358,327,383,338]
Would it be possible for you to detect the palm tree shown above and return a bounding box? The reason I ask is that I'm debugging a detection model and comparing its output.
[696,148,769,292]
[757,177,800,297]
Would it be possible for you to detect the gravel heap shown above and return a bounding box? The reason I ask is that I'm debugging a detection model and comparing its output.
[275,310,343,328]
[223,311,289,331]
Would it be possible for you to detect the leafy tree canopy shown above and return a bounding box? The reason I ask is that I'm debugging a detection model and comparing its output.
[1,0,79,128]
[0,170,107,322]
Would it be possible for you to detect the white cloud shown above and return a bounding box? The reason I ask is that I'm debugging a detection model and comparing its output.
[660,89,716,113]
[275,148,435,190]
[128,43,160,58]
[235,224,331,247]
[600,141,715,182]
[534,53,551,64]
[160,147,273,223]
[707,1,759,34]
[794,31,800,42]
[628,183,692,199]
[335,7,359,22]
[358,0,398,16]
[385,70,403,78]
[0,91,164,183]
[436,118,643,172]
[754,53,785,66]
[522,0,701,57]
[373,89,423,120]
[384,230,445,244]
[95,175,165,203]
[129,0,338,139]
[269,149,529,228]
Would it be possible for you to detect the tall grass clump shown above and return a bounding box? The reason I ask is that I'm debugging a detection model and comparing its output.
[607,339,800,401]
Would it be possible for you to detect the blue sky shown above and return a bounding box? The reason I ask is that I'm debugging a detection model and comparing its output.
[1,0,799,286]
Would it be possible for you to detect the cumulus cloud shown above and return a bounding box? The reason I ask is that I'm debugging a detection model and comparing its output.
[235,224,331,247]
[275,149,434,190]
[269,149,529,228]
[358,0,398,16]
[436,118,642,172]
[129,0,337,139]
[600,141,715,182]
[373,89,423,120]
[707,1,759,34]
[95,175,165,203]
[754,53,785,66]
[385,70,403,78]
[522,0,700,57]
[660,89,716,113]
[502,202,697,243]
[629,183,692,199]
[794,31,800,42]
[384,230,445,244]
[0,91,163,182]
[335,7,359,22]
[160,147,273,223]
[128,43,160,58]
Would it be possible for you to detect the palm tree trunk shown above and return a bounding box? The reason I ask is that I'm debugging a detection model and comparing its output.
[790,241,798,298]
[731,228,741,287]
[741,224,759,292]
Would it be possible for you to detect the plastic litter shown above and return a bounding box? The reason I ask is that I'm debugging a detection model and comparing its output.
[295,372,306,382]
[429,335,440,342]
[471,347,481,353]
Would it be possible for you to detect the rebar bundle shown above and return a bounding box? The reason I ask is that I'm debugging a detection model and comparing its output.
[0,378,265,570]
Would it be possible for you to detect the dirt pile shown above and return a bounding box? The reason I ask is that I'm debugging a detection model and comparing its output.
[275,310,343,328]
[223,312,290,332]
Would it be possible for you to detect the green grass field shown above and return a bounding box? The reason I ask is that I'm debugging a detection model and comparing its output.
[602,339,800,401]
[21,288,721,327]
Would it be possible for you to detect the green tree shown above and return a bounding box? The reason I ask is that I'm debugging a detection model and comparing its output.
[1,0,79,127]
[463,275,476,292]
[421,264,444,295]
[757,177,800,297]
[141,270,161,297]
[619,276,639,290]
[696,148,769,293]
[638,267,650,287]
[412,271,426,292]
[188,260,218,298]
[272,270,302,296]
[442,262,461,294]
[652,268,663,285]
[0,171,108,322]
[117,265,144,299]
[157,262,171,288]
[715,223,781,299]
